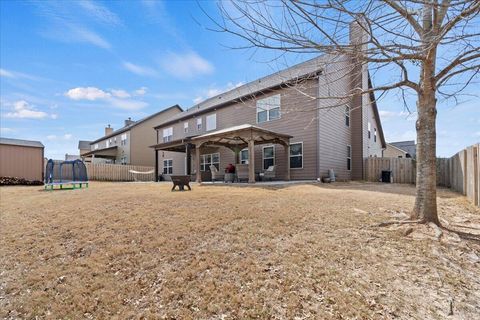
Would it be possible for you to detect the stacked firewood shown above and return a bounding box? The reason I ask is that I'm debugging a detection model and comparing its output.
[0,177,44,186]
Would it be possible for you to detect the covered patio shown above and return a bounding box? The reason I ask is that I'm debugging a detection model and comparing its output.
[152,124,292,183]
[82,146,118,162]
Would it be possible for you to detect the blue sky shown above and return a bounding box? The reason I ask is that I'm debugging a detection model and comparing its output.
[1,0,478,159]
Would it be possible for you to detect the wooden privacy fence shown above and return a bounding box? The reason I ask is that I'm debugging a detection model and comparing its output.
[363,157,415,184]
[441,144,479,207]
[364,143,479,207]
[85,163,155,182]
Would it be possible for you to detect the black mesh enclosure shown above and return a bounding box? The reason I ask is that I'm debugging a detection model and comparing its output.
[44,159,88,183]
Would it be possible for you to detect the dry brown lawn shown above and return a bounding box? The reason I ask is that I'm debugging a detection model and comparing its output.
[1,182,479,319]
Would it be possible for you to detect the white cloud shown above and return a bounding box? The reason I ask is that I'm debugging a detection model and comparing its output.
[160,52,214,79]
[193,82,244,104]
[47,134,57,140]
[50,114,58,119]
[65,87,111,100]
[64,133,73,140]
[64,87,148,110]
[475,131,480,137]
[0,69,15,78]
[77,0,122,26]
[122,61,158,77]
[4,100,49,119]
[46,133,73,141]
[69,24,111,49]
[0,68,42,81]
[111,89,131,99]
[134,87,148,96]
[0,127,15,134]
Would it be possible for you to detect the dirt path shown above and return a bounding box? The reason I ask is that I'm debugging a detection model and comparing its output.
[1,182,479,319]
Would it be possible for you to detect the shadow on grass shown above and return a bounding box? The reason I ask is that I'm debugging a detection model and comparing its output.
[200,181,463,199]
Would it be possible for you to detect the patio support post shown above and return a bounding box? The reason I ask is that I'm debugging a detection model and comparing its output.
[285,143,290,181]
[248,139,255,183]
[186,143,191,175]
[195,144,202,183]
[155,149,159,182]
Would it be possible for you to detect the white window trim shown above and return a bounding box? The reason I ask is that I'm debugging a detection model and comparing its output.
[184,122,189,133]
[196,118,203,131]
[163,127,173,143]
[262,145,275,170]
[163,159,173,175]
[345,105,350,127]
[94,143,99,150]
[240,148,249,164]
[347,145,352,171]
[289,142,304,169]
[200,152,220,171]
[256,94,281,124]
[374,128,377,142]
[206,113,217,131]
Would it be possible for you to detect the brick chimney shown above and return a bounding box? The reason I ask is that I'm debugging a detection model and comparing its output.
[124,117,135,127]
[105,124,113,136]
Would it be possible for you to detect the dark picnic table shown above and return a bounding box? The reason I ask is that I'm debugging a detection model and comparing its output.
[170,175,192,191]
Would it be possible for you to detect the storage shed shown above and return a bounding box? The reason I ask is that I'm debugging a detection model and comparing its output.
[0,137,45,181]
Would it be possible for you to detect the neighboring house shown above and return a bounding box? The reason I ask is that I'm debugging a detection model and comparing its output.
[388,140,416,158]
[83,105,183,167]
[78,140,91,156]
[0,137,45,181]
[151,21,386,182]
[65,154,82,161]
[383,143,410,158]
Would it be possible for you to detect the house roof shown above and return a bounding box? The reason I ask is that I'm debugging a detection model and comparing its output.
[386,143,409,154]
[0,137,44,148]
[78,140,92,150]
[368,75,387,149]
[390,140,416,156]
[154,55,330,129]
[90,104,182,144]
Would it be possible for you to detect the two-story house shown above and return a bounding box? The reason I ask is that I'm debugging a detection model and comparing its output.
[83,105,183,167]
[152,22,385,182]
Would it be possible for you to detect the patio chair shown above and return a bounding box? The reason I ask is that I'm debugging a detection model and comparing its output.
[210,165,225,182]
[260,165,276,181]
[236,164,249,182]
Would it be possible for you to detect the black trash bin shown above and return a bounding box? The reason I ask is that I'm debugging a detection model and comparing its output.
[381,170,392,183]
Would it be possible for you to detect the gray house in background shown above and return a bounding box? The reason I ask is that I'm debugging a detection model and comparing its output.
[388,140,416,158]
[82,105,183,167]
[151,21,386,182]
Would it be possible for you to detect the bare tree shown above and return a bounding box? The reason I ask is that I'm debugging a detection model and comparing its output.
[206,0,480,225]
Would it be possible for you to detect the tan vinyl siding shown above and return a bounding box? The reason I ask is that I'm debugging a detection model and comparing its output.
[158,150,187,180]
[159,80,319,180]
[317,55,353,181]
[0,144,44,181]
[130,107,181,166]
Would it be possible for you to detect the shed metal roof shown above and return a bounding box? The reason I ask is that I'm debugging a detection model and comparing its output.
[0,137,44,148]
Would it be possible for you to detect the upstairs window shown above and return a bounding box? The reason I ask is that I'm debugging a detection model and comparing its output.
[347,145,352,171]
[257,94,281,123]
[184,122,189,133]
[368,122,371,139]
[163,127,173,143]
[163,159,173,174]
[240,149,249,164]
[121,133,128,146]
[374,128,377,142]
[94,143,99,150]
[290,142,303,169]
[262,146,275,169]
[345,106,350,127]
[206,114,217,131]
[197,118,202,131]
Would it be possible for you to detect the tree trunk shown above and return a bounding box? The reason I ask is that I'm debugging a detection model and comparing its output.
[412,90,440,225]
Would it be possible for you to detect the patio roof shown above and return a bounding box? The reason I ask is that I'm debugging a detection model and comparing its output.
[191,124,292,149]
[82,146,118,158]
